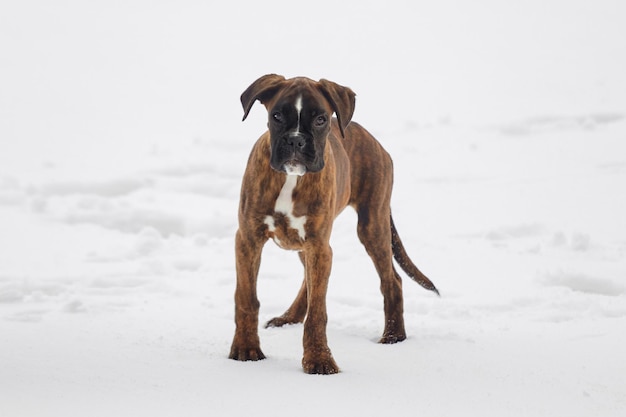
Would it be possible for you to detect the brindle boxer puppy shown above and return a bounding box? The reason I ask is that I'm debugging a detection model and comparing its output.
[229,74,439,374]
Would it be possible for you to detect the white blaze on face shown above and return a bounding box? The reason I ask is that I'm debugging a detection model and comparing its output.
[264,174,307,241]
[294,94,303,135]
[283,94,307,176]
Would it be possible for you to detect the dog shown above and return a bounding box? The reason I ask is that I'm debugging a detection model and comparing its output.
[229,74,439,374]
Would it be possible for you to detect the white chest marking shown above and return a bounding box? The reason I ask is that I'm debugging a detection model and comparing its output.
[263,216,284,248]
[264,174,307,241]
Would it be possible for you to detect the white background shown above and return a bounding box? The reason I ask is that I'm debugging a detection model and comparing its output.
[1,1,625,416]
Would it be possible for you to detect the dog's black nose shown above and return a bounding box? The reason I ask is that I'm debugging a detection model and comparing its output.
[287,134,306,149]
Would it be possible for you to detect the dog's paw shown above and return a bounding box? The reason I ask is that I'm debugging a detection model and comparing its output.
[229,346,266,361]
[265,316,289,328]
[302,354,339,375]
[265,316,301,328]
[379,319,407,344]
[378,333,407,344]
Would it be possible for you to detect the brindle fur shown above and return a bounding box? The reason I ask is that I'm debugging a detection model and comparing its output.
[229,74,438,374]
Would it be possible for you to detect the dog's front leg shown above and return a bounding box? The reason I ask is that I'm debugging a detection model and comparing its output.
[229,229,266,361]
[301,243,339,374]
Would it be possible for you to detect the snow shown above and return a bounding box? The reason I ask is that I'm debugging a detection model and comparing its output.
[1,1,626,416]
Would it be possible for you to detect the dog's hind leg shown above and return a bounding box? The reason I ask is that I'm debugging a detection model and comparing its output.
[265,252,308,328]
[356,206,407,344]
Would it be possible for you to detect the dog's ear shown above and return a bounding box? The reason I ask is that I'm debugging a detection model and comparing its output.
[241,74,287,121]
[318,79,356,138]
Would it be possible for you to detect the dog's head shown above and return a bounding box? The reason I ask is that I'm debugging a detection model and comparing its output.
[241,74,356,175]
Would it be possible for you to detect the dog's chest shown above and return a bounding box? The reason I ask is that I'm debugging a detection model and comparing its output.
[264,175,307,250]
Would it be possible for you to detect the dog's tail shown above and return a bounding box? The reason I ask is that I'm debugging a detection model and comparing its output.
[391,214,440,296]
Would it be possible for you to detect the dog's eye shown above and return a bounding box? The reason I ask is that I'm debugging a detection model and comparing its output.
[314,115,327,127]
[272,112,284,123]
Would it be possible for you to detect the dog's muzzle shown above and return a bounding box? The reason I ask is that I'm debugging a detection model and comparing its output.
[271,133,314,176]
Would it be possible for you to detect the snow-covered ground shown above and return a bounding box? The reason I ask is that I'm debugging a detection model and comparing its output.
[1,1,625,416]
